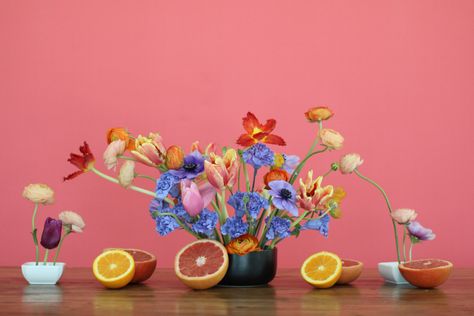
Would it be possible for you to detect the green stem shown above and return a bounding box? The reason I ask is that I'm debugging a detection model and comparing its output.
[218,192,230,244]
[259,209,277,248]
[322,168,333,178]
[409,242,413,261]
[289,121,323,184]
[135,174,156,182]
[289,148,329,184]
[91,167,174,207]
[239,154,251,191]
[290,211,309,229]
[43,249,49,265]
[31,203,39,265]
[354,169,401,263]
[402,227,407,262]
[251,168,258,192]
[255,197,272,237]
[53,230,71,265]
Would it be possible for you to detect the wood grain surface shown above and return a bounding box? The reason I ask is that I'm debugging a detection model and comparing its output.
[2,268,473,315]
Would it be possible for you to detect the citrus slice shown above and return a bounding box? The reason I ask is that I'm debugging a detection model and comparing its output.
[104,248,157,283]
[93,249,135,289]
[174,239,229,290]
[301,251,342,288]
[336,259,363,285]
[399,259,453,288]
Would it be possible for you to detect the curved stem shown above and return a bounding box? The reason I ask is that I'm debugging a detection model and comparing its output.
[135,174,156,182]
[402,226,407,262]
[409,242,413,261]
[91,167,174,207]
[322,168,333,178]
[118,155,138,162]
[53,229,71,265]
[31,203,39,265]
[289,148,328,184]
[289,122,323,184]
[354,169,401,263]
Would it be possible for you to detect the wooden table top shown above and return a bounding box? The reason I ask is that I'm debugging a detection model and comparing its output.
[2,267,473,315]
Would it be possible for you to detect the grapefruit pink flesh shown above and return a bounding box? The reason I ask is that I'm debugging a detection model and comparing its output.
[179,241,225,277]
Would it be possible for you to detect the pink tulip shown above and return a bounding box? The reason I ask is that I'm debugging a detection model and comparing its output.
[180,179,216,216]
[204,149,240,190]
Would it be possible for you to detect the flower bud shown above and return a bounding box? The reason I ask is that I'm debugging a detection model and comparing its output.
[165,145,185,170]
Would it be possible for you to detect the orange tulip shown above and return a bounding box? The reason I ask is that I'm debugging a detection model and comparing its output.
[131,133,166,167]
[204,149,240,190]
[165,145,184,170]
[236,112,286,147]
[305,106,334,122]
[226,234,260,255]
[106,128,135,151]
[264,169,289,187]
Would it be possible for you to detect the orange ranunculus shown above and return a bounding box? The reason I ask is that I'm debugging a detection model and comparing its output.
[106,128,135,151]
[204,149,240,190]
[264,169,289,187]
[297,170,334,211]
[226,234,260,255]
[304,106,334,122]
[236,112,286,147]
[165,145,184,170]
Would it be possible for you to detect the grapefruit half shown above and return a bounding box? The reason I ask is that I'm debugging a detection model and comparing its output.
[103,248,157,283]
[399,259,453,288]
[336,259,363,285]
[174,239,229,290]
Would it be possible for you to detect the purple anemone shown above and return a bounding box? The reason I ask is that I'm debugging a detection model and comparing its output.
[268,180,298,216]
[408,221,436,241]
[169,151,205,180]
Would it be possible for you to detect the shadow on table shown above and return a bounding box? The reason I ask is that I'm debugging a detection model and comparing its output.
[93,283,155,316]
[298,284,362,313]
[377,282,448,303]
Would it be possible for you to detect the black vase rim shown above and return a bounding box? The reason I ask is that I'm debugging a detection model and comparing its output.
[227,247,277,257]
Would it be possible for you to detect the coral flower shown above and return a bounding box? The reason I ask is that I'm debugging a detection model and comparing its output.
[319,128,344,150]
[236,112,286,147]
[22,184,55,205]
[391,208,418,225]
[40,217,62,249]
[297,170,334,211]
[103,140,126,170]
[340,153,363,174]
[106,127,135,151]
[180,179,216,216]
[58,210,86,233]
[64,142,95,181]
[204,149,240,190]
[131,133,166,167]
[264,169,289,187]
[305,106,334,122]
[165,145,185,170]
[226,234,260,255]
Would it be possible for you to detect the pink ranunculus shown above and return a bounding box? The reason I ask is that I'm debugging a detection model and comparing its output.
[340,153,364,174]
[180,179,216,216]
[391,208,418,224]
[103,140,126,170]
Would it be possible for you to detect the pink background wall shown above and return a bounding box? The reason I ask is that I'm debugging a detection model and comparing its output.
[1,1,473,268]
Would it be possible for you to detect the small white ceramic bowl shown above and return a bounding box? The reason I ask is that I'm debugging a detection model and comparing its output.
[21,262,65,285]
[378,261,408,284]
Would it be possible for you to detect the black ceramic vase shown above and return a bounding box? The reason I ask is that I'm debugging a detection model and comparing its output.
[219,248,277,287]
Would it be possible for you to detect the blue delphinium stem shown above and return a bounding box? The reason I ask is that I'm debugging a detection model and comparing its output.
[354,169,401,263]
[251,168,258,192]
[157,212,200,238]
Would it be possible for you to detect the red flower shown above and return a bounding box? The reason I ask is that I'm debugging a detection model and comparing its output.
[236,112,286,147]
[64,142,95,181]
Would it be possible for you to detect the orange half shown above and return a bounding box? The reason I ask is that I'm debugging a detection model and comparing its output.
[301,251,342,288]
[93,250,135,289]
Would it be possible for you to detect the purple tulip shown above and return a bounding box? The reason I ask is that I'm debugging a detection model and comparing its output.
[407,221,436,241]
[40,217,62,249]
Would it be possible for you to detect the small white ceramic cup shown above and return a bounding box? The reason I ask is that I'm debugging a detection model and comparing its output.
[378,261,408,284]
[21,262,65,285]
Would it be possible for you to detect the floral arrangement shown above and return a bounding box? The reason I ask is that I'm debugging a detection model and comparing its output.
[338,154,436,263]
[64,108,347,255]
[22,184,85,265]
